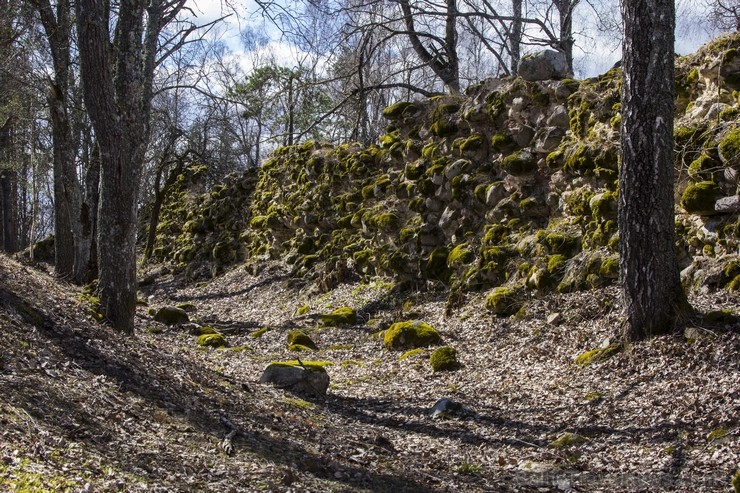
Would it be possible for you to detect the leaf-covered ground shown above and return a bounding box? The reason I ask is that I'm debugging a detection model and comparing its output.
[0,254,738,492]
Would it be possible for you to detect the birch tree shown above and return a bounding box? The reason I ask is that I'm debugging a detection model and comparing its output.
[619,0,689,340]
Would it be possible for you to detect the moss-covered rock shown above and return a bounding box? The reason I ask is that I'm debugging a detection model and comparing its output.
[501,151,538,176]
[259,360,331,396]
[197,332,228,348]
[319,307,358,326]
[485,286,524,316]
[384,321,441,350]
[153,306,190,326]
[287,330,317,350]
[430,346,458,371]
[718,128,740,165]
[681,181,722,215]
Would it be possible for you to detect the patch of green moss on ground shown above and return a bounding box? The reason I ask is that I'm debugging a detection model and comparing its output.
[550,432,589,448]
[251,326,272,338]
[384,321,441,350]
[320,307,358,326]
[574,343,620,366]
[197,332,228,348]
[448,244,475,267]
[399,348,426,361]
[430,346,458,371]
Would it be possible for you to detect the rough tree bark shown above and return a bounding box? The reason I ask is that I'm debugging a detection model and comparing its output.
[619,0,688,340]
[76,0,159,333]
[33,0,93,282]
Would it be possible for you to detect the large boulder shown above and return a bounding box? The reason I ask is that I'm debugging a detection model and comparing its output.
[518,50,570,81]
[259,361,330,397]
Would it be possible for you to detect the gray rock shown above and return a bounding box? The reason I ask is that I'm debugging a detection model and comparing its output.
[535,127,566,152]
[512,124,535,148]
[259,363,330,397]
[715,195,740,213]
[154,306,190,326]
[546,105,570,129]
[518,50,570,81]
[429,397,472,419]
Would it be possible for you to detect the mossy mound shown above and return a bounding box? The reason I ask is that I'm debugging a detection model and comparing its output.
[196,333,228,348]
[574,343,620,366]
[153,306,190,326]
[319,307,358,326]
[681,181,722,215]
[485,287,524,316]
[287,330,317,350]
[430,346,458,371]
[384,321,441,350]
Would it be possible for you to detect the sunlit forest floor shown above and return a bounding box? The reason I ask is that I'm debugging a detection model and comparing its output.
[0,253,738,492]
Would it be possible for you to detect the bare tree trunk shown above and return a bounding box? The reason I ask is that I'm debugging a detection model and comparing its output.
[510,0,522,75]
[619,0,688,341]
[0,168,17,252]
[553,0,578,75]
[76,0,153,333]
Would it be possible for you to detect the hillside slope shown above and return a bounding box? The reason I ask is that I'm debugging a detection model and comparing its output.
[1,253,738,492]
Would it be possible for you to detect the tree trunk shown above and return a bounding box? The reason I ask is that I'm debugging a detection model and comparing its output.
[510,0,522,75]
[76,0,154,333]
[0,168,17,252]
[619,0,687,341]
[553,0,577,75]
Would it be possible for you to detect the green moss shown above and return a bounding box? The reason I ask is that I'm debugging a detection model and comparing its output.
[369,213,400,230]
[382,101,418,119]
[425,247,452,283]
[680,181,722,214]
[194,326,218,336]
[550,432,588,448]
[569,102,591,138]
[733,469,740,493]
[565,188,594,217]
[268,360,332,371]
[197,333,228,348]
[404,161,426,180]
[501,151,537,175]
[688,152,721,181]
[590,191,618,219]
[457,134,485,154]
[251,326,272,338]
[486,92,506,120]
[430,346,458,371]
[483,224,509,244]
[599,256,619,278]
[399,348,425,361]
[287,329,317,349]
[719,128,740,163]
[574,343,620,366]
[384,320,441,350]
[540,232,580,256]
[430,119,458,137]
[719,107,740,121]
[485,286,523,316]
[448,244,475,266]
[288,344,315,352]
[491,133,516,153]
[547,254,567,274]
[296,304,310,315]
[319,306,358,326]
